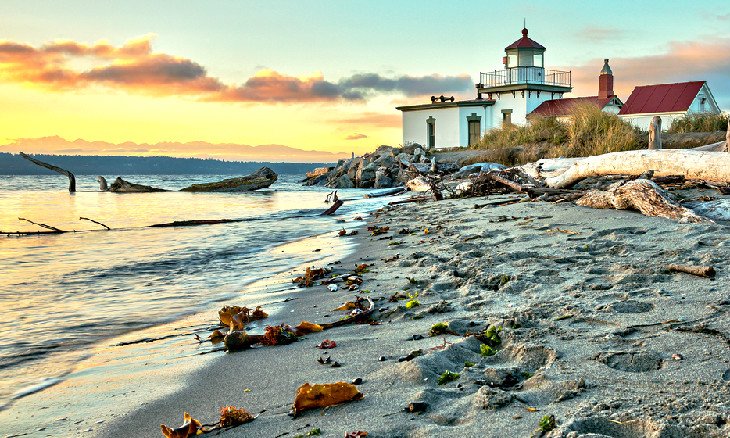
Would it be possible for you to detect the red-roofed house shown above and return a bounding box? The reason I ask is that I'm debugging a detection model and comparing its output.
[617,81,721,129]
[529,59,623,121]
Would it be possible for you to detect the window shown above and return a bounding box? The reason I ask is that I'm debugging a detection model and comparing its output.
[426,117,435,149]
[700,97,707,112]
[508,54,517,67]
[533,53,543,67]
[501,110,512,127]
[467,114,481,146]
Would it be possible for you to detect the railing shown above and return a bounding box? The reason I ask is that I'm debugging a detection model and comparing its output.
[479,67,571,88]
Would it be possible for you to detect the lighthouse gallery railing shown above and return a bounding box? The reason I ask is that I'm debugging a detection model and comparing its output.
[479,67,571,88]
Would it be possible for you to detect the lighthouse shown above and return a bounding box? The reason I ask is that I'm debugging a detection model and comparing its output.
[476,26,573,127]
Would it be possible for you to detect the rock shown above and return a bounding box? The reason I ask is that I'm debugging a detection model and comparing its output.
[407,401,428,413]
[357,162,378,187]
[410,163,430,173]
[473,386,514,410]
[109,177,167,192]
[396,153,411,166]
[454,162,506,178]
[334,174,355,188]
[306,166,331,179]
[406,176,431,192]
[374,167,393,188]
[402,143,419,155]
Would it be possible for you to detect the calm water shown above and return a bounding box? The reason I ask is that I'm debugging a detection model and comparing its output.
[0,174,389,410]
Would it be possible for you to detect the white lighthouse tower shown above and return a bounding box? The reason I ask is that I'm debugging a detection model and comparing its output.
[477,26,572,127]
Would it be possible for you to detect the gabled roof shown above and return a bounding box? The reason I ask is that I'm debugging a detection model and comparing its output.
[529,96,615,117]
[618,81,705,115]
[505,28,545,50]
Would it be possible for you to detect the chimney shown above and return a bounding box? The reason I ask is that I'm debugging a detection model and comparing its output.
[599,59,614,99]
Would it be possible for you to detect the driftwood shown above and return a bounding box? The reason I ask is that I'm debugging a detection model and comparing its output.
[19,152,76,193]
[667,264,716,278]
[363,188,405,198]
[150,219,244,227]
[388,197,429,205]
[648,116,662,150]
[180,167,277,192]
[18,217,64,232]
[109,177,167,192]
[321,199,344,216]
[80,216,111,230]
[97,176,108,191]
[576,179,705,223]
[406,176,431,192]
[533,150,730,189]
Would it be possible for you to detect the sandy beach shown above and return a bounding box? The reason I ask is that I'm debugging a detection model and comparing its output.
[95,194,729,438]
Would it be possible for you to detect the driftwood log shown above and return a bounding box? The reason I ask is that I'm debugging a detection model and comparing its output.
[181,167,277,192]
[109,177,167,192]
[667,264,716,278]
[530,150,730,189]
[19,152,76,193]
[576,179,704,223]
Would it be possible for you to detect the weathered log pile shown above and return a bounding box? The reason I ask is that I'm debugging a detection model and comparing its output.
[180,167,277,192]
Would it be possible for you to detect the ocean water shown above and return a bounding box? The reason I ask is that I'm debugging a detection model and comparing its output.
[0,174,391,411]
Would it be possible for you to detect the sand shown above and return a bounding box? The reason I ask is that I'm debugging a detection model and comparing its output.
[98,196,729,438]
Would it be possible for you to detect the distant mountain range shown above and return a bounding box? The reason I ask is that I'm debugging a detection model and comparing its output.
[0,136,353,163]
[0,153,332,175]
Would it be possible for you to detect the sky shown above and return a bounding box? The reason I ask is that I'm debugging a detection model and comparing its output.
[1,0,729,161]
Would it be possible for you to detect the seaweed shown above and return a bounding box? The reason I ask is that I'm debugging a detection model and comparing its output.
[292,382,363,416]
[480,344,497,357]
[405,292,420,310]
[160,412,203,438]
[261,325,298,346]
[219,406,255,427]
[429,322,449,337]
[538,414,556,433]
[437,370,460,385]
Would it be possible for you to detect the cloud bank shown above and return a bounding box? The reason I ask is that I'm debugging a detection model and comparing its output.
[0,136,352,162]
[0,35,473,103]
[567,37,730,107]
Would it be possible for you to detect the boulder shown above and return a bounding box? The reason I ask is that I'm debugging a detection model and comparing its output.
[374,166,393,189]
[180,167,277,192]
[357,162,378,186]
[109,177,167,192]
[402,143,420,155]
[333,174,355,188]
[306,166,331,179]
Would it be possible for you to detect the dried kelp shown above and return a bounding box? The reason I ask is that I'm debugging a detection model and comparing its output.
[160,412,203,438]
[292,382,363,416]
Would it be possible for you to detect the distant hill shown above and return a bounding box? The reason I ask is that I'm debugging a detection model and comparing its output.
[0,153,332,175]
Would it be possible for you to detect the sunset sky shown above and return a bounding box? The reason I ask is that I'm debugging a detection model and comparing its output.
[1,1,729,161]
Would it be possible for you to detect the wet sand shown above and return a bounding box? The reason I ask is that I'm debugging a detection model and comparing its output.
[98,197,729,437]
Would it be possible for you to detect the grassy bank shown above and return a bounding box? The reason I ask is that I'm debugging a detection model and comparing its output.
[472,104,640,166]
[669,113,729,133]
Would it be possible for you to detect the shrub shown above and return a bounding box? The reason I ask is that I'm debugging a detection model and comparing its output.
[669,113,729,133]
[471,103,640,163]
[437,370,460,385]
[555,103,639,157]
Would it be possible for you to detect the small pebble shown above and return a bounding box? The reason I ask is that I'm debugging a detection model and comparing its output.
[352,377,363,385]
[672,353,683,361]
[407,401,428,413]
[411,334,424,341]
[379,356,387,361]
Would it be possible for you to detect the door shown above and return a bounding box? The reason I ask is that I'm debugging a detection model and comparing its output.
[468,120,481,146]
[427,120,435,149]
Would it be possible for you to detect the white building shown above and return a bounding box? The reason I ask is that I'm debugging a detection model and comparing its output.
[397,27,571,149]
[617,81,721,130]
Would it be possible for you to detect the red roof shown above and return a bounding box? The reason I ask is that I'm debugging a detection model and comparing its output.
[530,96,613,117]
[618,81,704,115]
[505,28,545,50]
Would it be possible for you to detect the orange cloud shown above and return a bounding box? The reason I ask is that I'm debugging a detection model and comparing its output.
[334,112,402,128]
[566,37,730,106]
[0,36,473,103]
[344,133,367,140]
